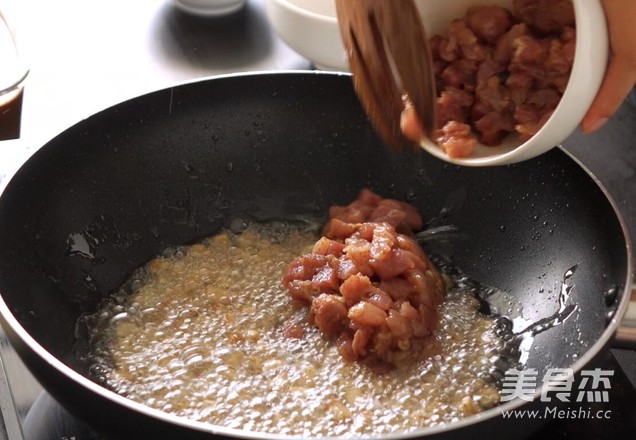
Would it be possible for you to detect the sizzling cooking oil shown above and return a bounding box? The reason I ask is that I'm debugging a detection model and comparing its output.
[87,223,508,437]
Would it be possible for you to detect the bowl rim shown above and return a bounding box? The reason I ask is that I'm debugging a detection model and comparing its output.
[270,0,337,23]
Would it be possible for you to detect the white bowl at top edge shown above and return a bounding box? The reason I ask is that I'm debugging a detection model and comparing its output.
[264,0,349,71]
[172,0,246,17]
[414,0,608,166]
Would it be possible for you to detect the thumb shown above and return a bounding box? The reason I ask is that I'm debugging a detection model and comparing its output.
[581,55,636,134]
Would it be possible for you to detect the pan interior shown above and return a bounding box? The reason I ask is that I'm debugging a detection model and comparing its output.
[0,72,629,419]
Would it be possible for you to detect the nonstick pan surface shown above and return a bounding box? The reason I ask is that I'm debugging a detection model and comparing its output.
[0,72,631,439]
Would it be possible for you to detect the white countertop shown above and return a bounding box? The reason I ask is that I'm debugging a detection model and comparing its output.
[0,0,311,176]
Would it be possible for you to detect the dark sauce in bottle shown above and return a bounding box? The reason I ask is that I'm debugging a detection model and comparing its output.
[0,86,23,140]
[0,13,26,140]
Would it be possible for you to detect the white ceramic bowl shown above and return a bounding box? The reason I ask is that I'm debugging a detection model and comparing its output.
[414,0,609,166]
[172,0,246,17]
[264,0,348,71]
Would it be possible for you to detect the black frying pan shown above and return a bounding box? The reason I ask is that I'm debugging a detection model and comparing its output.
[0,72,632,439]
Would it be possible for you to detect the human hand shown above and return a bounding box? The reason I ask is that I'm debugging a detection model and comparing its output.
[581,0,636,133]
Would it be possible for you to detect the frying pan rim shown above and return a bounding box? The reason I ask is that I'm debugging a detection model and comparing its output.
[0,70,632,439]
